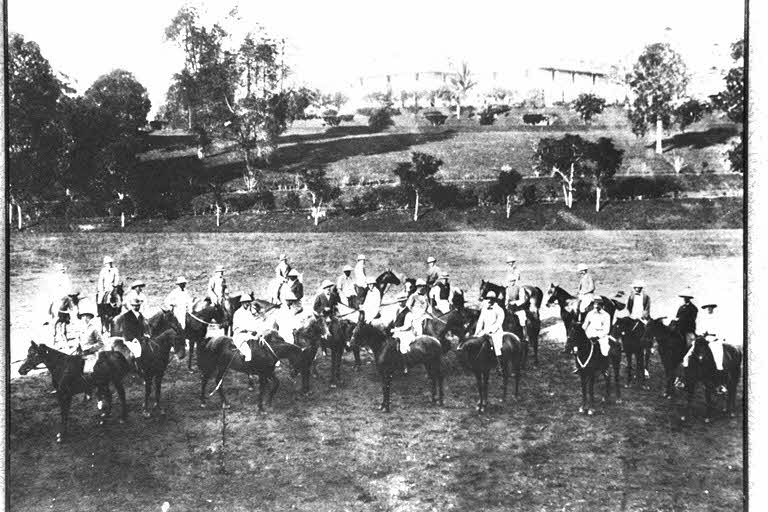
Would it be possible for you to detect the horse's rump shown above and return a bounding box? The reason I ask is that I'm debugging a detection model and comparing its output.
[204,335,233,353]
[722,343,743,370]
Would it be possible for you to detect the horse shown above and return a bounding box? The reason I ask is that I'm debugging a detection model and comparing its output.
[610,317,652,388]
[135,328,187,417]
[350,316,444,412]
[642,318,688,399]
[422,308,470,353]
[147,308,184,337]
[18,341,130,442]
[545,284,624,329]
[49,295,77,344]
[565,323,622,415]
[97,284,124,334]
[479,280,543,314]
[185,300,228,371]
[198,334,280,411]
[456,333,524,413]
[522,309,541,366]
[325,316,358,387]
[682,337,742,423]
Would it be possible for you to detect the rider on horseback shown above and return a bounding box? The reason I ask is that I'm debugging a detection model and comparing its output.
[675,290,698,345]
[426,256,441,289]
[275,254,291,280]
[505,256,521,301]
[336,264,357,308]
[232,294,264,362]
[314,280,339,318]
[207,266,228,308]
[582,297,613,354]
[124,280,148,311]
[473,290,505,372]
[354,254,368,305]
[165,277,192,331]
[76,300,103,354]
[361,277,382,322]
[97,256,120,306]
[626,279,651,327]
[682,299,727,394]
[430,272,456,315]
[576,264,595,322]
[392,279,430,353]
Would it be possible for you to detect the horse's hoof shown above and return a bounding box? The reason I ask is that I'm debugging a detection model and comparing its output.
[680,416,687,422]
[644,370,650,379]
[248,387,255,392]
[200,403,206,409]
[330,383,337,389]
[615,399,623,405]
[118,418,125,424]
[664,394,672,400]
[642,386,650,391]
[704,417,711,424]
[222,403,231,410]
[56,434,62,443]
[142,411,151,418]
[729,412,736,419]
[98,419,105,426]
[587,409,595,416]
[578,407,585,414]
[623,384,630,389]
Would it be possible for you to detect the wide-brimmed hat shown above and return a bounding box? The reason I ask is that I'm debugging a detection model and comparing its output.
[129,297,142,306]
[130,280,145,289]
[701,300,717,309]
[320,279,334,289]
[631,279,645,288]
[357,254,366,261]
[679,290,694,298]
[55,262,66,271]
[577,264,589,272]
[279,254,287,261]
[440,272,450,279]
[175,276,187,285]
[415,278,427,287]
[214,265,224,273]
[506,256,516,264]
[395,292,409,302]
[239,294,253,304]
[342,264,353,272]
[426,256,436,264]
[67,289,82,297]
[287,269,299,277]
[593,297,605,305]
[103,256,114,264]
[484,291,497,299]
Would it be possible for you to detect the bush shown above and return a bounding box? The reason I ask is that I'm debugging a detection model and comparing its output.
[428,184,478,209]
[339,114,354,122]
[522,113,549,125]
[521,184,538,205]
[422,110,448,126]
[356,107,376,117]
[346,195,376,216]
[360,186,409,209]
[368,108,394,132]
[573,180,595,202]
[607,177,683,200]
[283,191,301,210]
[478,108,495,125]
[224,191,276,212]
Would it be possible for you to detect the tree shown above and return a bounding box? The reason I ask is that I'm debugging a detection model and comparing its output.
[300,168,341,225]
[494,167,523,218]
[394,152,442,221]
[368,108,394,132]
[710,39,744,173]
[319,92,348,111]
[287,86,319,121]
[674,98,708,131]
[84,69,151,134]
[625,43,689,154]
[448,62,477,118]
[8,32,73,221]
[585,137,623,211]
[573,93,607,124]
[533,134,591,208]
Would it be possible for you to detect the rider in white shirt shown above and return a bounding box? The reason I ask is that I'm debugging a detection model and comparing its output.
[582,298,611,356]
[165,277,193,331]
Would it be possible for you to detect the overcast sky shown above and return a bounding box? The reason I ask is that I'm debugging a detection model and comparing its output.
[10,0,745,116]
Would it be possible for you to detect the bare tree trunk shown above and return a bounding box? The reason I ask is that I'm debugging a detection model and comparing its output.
[655,117,663,154]
[595,186,602,212]
[455,101,461,119]
[413,190,420,222]
[188,106,193,131]
[121,211,125,228]
[17,204,22,230]
[505,195,512,219]
[9,202,13,226]
[562,184,568,206]
[216,203,221,227]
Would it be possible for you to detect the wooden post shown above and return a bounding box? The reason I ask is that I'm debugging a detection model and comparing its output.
[655,117,663,154]
[9,202,13,226]
[216,204,221,227]
[121,211,125,228]
[595,187,602,212]
[17,204,22,230]
[413,191,420,222]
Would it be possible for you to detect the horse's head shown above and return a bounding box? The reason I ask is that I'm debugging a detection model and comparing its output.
[113,283,124,298]
[564,322,588,353]
[163,307,184,335]
[377,269,401,289]
[641,317,667,345]
[18,341,45,375]
[691,336,716,369]
[609,317,632,340]
[479,280,489,297]
[545,283,559,307]
[304,314,330,345]
[170,330,186,360]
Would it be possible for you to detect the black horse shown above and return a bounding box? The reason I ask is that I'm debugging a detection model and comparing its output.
[136,328,186,417]
[147,308,184,337]
[422,308,470,353]
[18,341,130,441]
[456,333,524,413]
[522,309,541,366]
[565,323,622,415]
[325,317,358,387]
[682,337,741,423]
[643,318,688,399]
[185,300,228,371]
[97,284,124,334]
[545,284,624,329]
[350,316,444,412]
[478,280,543,314]
[198,335,280,411]
[610,317,652,388]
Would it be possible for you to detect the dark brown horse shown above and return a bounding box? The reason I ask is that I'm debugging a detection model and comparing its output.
[610,317,652,388]
[197,335,280,411]
[565,323,622,415]
[642,318,688,399]
[185,301,228,371]
[147,308,184,337]
[136,328,186,417]
[422,309,470,353]
[682,337,741,423]
[18,341,130,441]
[325,317,358,387]
[546,283,624,331]
[350,316,444,412]
[97,284,124,334]
[456,332,524,413]
[522,309,541,366]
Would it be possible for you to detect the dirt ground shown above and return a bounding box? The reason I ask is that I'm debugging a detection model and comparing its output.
[9,230,743,511]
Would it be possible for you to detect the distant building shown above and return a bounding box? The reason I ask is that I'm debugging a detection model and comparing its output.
[344,63,629,110]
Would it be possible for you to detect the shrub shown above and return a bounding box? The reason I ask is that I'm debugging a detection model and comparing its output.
[368,108,394,132]
[283,191,301,210]
[521,184,538,205]
[607,177,683,200]
[356,107,376,117]
[522,113,549,125]
[224,191,276,212]
[347,195,376,216]
[573,180,595,202]
[478,108,495,125]
[339,114,354,122]
[360,186,409,209]
[429,184,478,209]
[422,110,448,126]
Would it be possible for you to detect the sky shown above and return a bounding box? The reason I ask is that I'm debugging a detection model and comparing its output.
[10,0,745,116]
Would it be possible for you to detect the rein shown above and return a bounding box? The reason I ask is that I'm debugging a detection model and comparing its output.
[188,311,220,326]
[574,340,595,369]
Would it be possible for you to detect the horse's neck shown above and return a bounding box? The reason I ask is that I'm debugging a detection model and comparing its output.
[44,348,74,381]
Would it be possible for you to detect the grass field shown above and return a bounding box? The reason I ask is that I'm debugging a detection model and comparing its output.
[10,230,743,511]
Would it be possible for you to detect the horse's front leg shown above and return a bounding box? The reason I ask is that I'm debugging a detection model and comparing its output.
[501,358,509,403]
[682,378,696,422]
[353,346,362,370]
[115,380,128,423]
[257,374,267,412]
[613,357,622,402]
[268,374,279,405]
[428,364,437,404]
[154,373,165,415]
[704,384,714,424]
[57,394,72,443]
[587,375,596,415]
[216,369,230,410]
[475,372,483,412]
[143,374,152,417]
[579,374,588,413]
[625,353,633,387]
[187,340,195,372]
